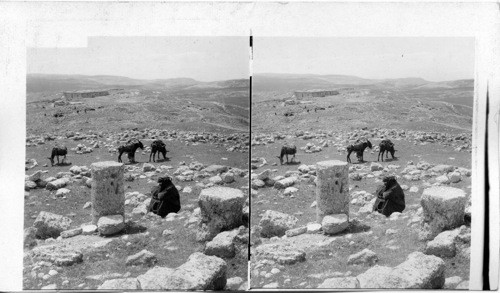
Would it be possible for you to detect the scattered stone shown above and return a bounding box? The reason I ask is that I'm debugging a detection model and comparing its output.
[81,224,98,235]
[197,187,244,241]
[370,163,383,171]
[285,226,307,237]
[456,280,469,289]
[98,278,139,290]
[259,210,298,238]
[97,215,125,236]
[306,222,322,233]
[347,249,378,266]
[55,188,71,197]
[46,177,70,191]
[30,244,83,266]
[283,187,298,196]
[255,242,306,265]
[321,214,349,235]
[61,227,82,239]
[274,177,297,189]
[126,250,157,267]
[137,252,227,290]
[425,229,459,257]
[409,186,419,193]
[318,277,360,289]
[225,277,244,291]
[357,251,445,289]
[420,186,466,240]
[33,211,72,239]
[449,172,462,183]
[444,276,463,289]
[204,230,239,258]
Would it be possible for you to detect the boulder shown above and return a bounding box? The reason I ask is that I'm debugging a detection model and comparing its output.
[430,165,455,174]
[197,187,244,241]
[25,180,37,190]
[221,172,235,183]
[347,249,378,266]
[274,177,297,189]
[98,278,139,290]
[444,276,463,289]
[28,170,43,182]
[137,252,227,290]
[285,226,307,237]
[449,172,461,183]
[283,187,298,196]
[225,277,244,291]
[321,214,349,235]
[142,163,156,172]
[97,215,125,236]
[259,210,298,238]
[60,227,82,239]
[30,244,83,266]
[204,230,239,258]
[209,175,223,185]
[255,242,306,265]
[307,222,322,233]
[420,186,466,240]
[24,227,38,248]
[46,177,70,191]
[318,277,360,289]
[33,211,72,239]
[126,250,157,267]
[370,163,383,172]
[435,175,449,184]
[425,229,459,257]
[358,252,445,289]
[55,188,71,197]
[204,165,228,174]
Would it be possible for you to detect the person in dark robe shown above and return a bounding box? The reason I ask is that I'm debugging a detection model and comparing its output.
[373,175,405,217]
[148,176,181,218]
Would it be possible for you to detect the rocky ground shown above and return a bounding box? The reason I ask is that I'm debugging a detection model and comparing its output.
[24,128,249,290]
[249,127,471,289]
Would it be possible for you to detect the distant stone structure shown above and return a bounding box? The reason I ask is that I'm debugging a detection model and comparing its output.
[294,90,339,98]
[63,90,109,99]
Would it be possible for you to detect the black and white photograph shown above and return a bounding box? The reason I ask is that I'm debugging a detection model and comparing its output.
[23,36,250,290]
[250,37,475,289]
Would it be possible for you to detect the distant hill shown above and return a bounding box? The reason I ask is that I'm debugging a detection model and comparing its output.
[253,73,473,91]
[26,74,249,93]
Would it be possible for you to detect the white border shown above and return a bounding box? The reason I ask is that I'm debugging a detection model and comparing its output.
[0,1,499,291]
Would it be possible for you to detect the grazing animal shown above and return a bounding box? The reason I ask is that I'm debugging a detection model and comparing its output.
[378,139,397,161]
[346,140,373,163]
[117,139,144,163]
[149,140,168,162]
[277,144,297,165]
[48,146,67,166]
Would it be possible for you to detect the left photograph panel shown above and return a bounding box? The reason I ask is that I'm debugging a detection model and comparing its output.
[24,36,250,290]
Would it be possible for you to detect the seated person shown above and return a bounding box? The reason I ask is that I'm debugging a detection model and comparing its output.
[148,176,181,218]
[373,175,405,217]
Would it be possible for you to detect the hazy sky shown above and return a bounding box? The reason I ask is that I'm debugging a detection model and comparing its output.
[254,37,474,82]
[28,36,249,82]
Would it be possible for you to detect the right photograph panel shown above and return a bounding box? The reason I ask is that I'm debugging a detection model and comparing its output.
[250,37,474,289]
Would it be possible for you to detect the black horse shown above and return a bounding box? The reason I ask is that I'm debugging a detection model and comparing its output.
[118,139,144,163]
[277,145,297,165]
[346,140,372,163]
[48,146,67,166]
[149,140,168,162]
[378,139,397,162]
